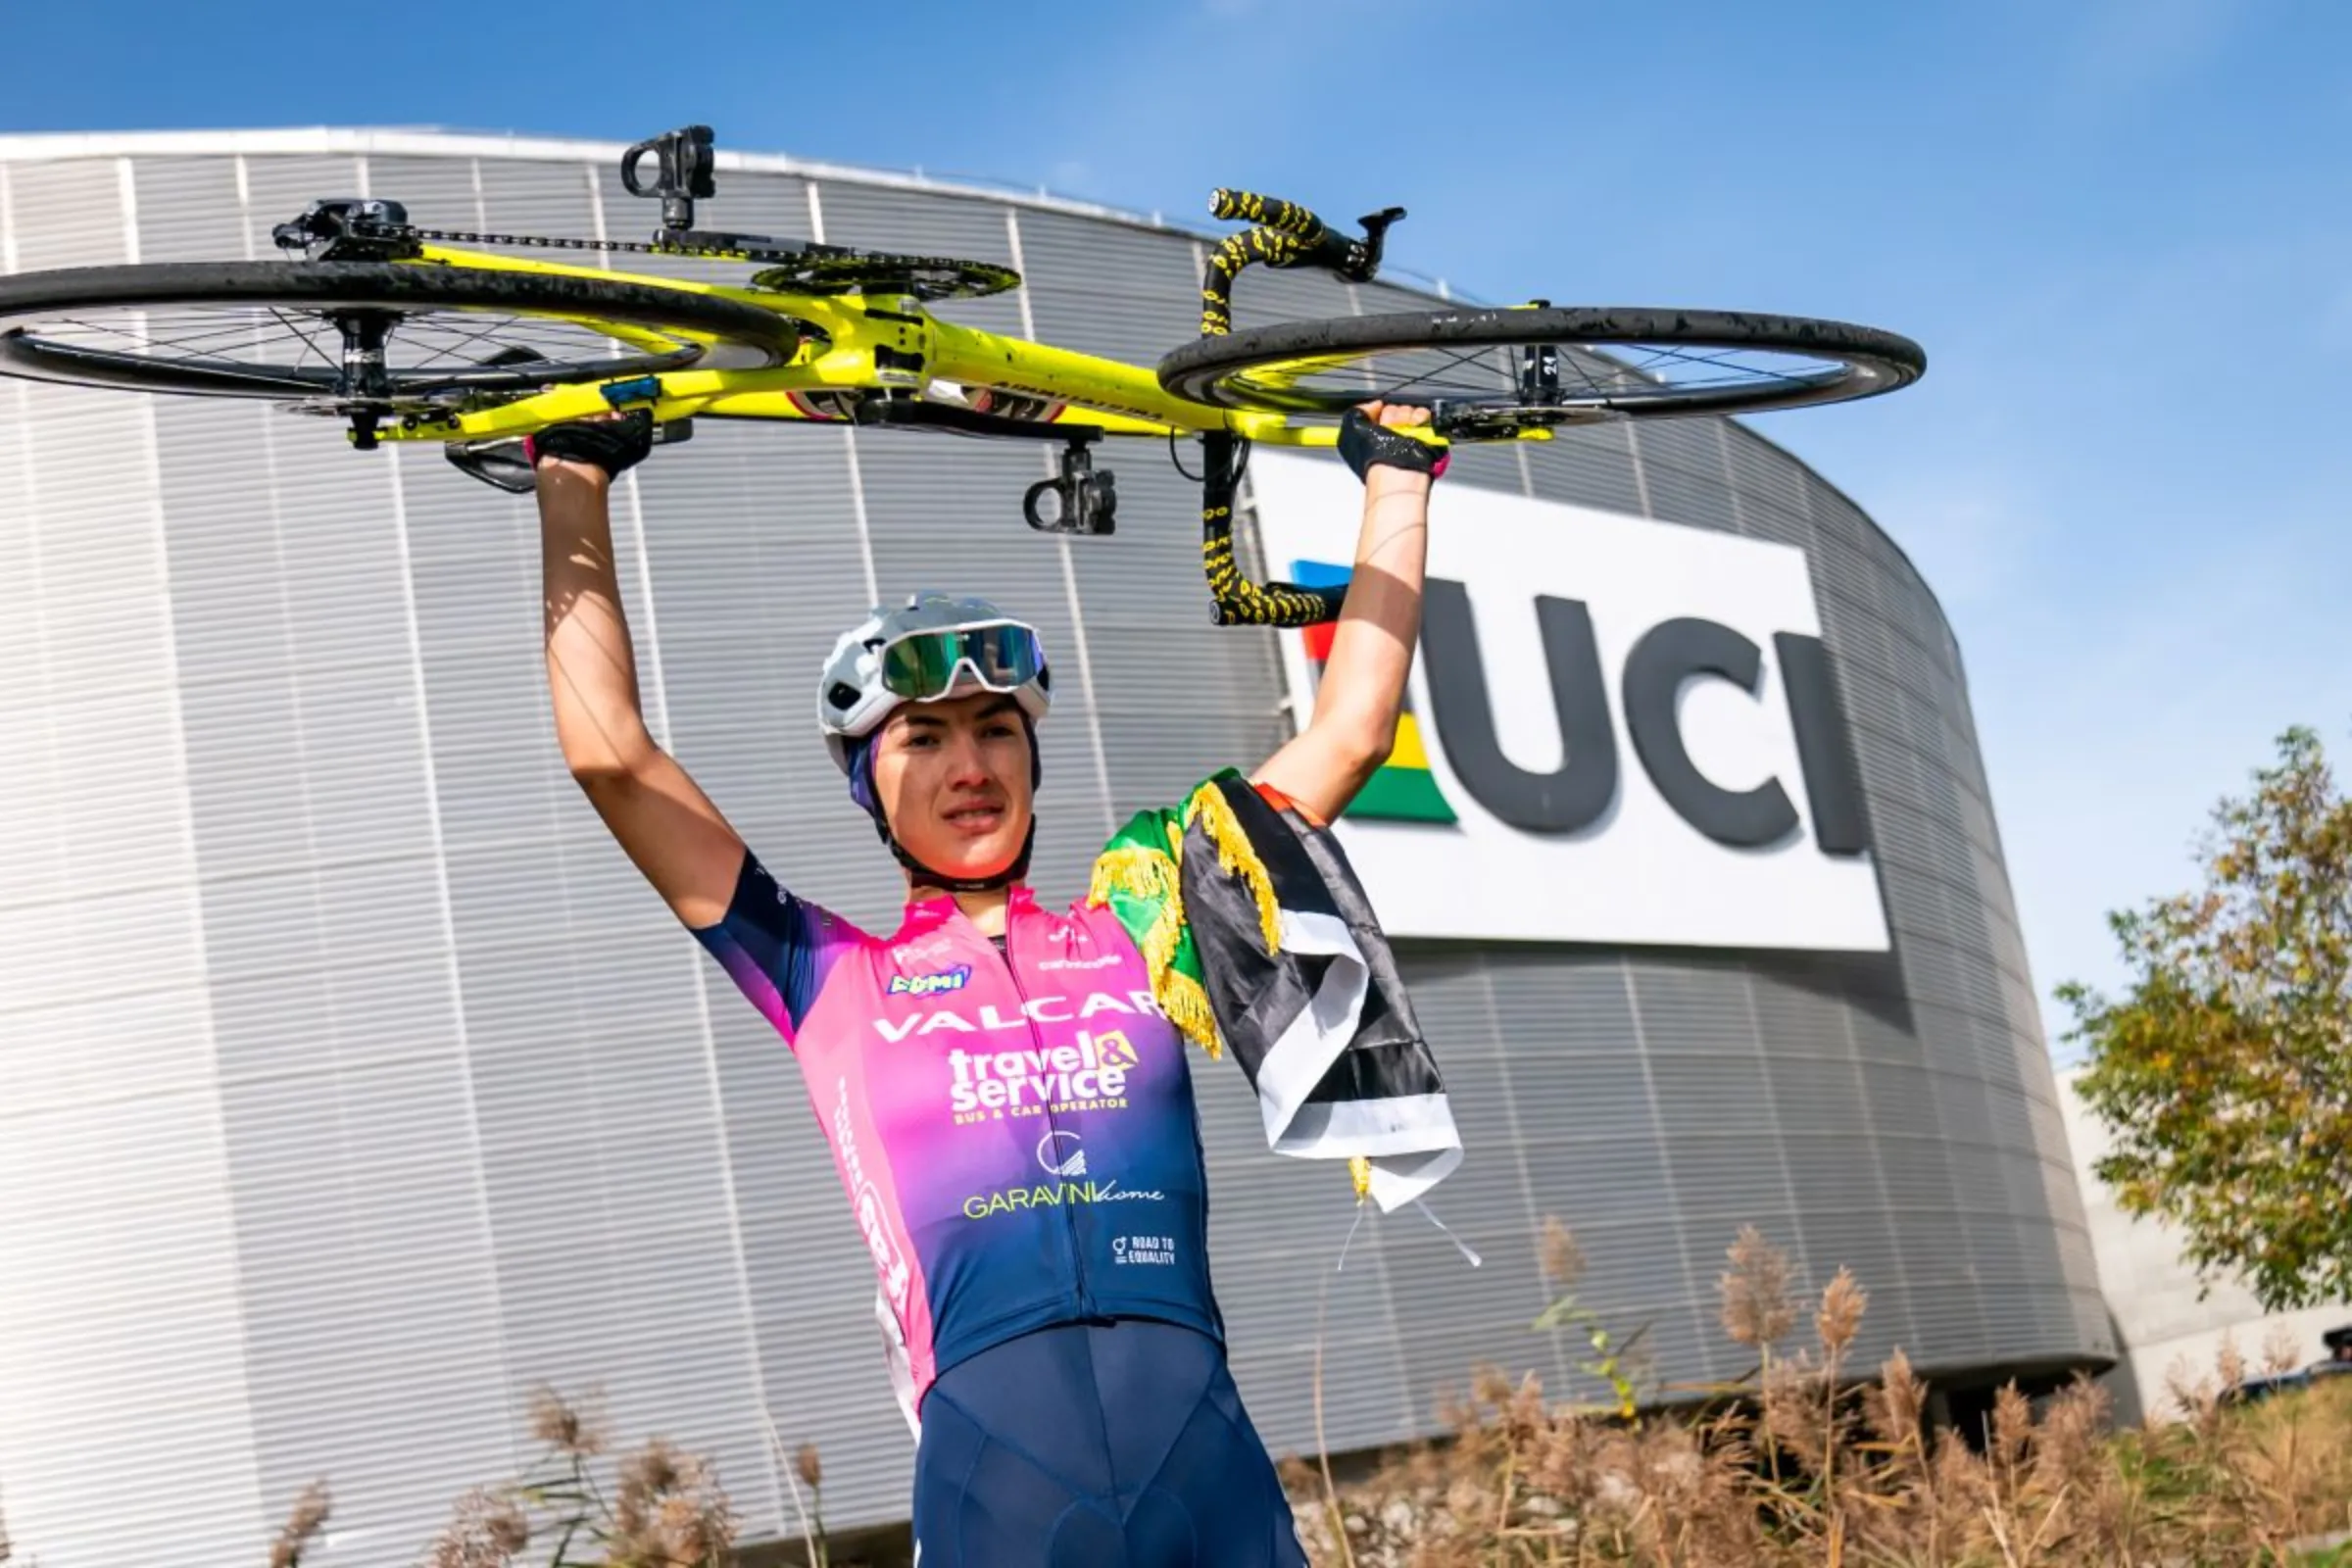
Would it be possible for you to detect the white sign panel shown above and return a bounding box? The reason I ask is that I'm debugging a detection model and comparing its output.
[1250,450,1889,953]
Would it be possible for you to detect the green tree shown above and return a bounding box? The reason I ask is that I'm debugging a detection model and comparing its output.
[2060,725,2352,1312]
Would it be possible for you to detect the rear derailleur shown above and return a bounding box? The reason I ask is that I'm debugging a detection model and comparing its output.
[270,198,420,262]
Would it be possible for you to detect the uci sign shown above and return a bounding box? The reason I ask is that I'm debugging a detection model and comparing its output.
[1250,452,1891,954]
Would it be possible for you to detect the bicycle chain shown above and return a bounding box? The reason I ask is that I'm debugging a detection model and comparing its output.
[329,220,1018,301]
[340,219,803,262]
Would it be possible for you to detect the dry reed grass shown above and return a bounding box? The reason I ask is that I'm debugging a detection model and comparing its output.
[415,1385,737,1568]
[1282,1220,2352,1568]
[229,1222,2351,1568]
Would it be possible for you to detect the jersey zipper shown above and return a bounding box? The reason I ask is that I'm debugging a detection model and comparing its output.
[997,922,1097,1321]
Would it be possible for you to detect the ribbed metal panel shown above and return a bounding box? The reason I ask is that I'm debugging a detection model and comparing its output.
[0,159,270,1568]
[364,154,484,234]
[1013,208,1198,364]
[1626,414,1741,534]
[0,136,2107,1564]
[626,403,913,1522]
[397,360,783,1539]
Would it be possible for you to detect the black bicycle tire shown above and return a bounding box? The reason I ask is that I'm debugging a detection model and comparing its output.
[0,261,798,399]
[1154,305,1926,420]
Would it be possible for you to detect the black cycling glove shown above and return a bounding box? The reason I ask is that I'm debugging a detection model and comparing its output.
[525,410,655,479]
[1337,406,1448,483]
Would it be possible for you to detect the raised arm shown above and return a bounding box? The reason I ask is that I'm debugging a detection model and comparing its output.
[1252,404,1444,824]
[536,416,745,928]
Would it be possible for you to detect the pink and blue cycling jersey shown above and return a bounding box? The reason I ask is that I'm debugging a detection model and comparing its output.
[693,848,1218,1421]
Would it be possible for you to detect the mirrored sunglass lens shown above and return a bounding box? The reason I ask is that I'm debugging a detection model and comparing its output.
[879,634,958,697]
[967,625,1041,684]
[879,625,1040,698]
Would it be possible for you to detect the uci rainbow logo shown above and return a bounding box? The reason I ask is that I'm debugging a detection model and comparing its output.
[1292,560,1457,824]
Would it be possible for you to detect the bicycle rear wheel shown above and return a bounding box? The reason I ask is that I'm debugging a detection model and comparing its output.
[0,262,797,416]
[1155,305,1924,433]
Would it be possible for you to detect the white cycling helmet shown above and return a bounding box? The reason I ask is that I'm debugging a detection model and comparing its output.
[818,592,1053,774]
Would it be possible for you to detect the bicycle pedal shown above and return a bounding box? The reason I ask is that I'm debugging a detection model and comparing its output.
[1022,468,1117,536]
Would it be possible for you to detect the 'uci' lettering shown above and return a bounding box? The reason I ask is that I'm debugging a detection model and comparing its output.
[1417,579,1867,857]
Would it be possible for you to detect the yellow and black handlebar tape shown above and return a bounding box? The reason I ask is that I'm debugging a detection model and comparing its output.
[1198,431,1346,628]
[1209,189,1327,239]
[1198,189,1403,338]
[1200,188,1336,337]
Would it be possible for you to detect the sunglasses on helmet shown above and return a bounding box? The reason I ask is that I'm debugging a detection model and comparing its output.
[876,621,1046,702]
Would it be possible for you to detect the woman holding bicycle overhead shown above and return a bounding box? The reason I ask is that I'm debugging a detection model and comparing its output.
[527,402,1455,1567]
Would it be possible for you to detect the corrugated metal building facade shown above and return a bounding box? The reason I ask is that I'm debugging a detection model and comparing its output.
[0,132,2110,1567]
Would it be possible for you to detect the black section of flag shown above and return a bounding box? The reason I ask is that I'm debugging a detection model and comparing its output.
[1175,774,1457,1201]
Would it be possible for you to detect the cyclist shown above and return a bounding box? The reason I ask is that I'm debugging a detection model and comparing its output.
[524,403,1446,1566]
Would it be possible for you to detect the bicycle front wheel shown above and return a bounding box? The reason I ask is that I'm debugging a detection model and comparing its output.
[1156,305,1924,433]
[0,262,797,410]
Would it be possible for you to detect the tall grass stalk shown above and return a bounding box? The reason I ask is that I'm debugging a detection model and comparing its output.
[1285,1219,2352,1568]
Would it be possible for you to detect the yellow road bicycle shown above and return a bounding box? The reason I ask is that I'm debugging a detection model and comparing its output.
[0,124,1925,626]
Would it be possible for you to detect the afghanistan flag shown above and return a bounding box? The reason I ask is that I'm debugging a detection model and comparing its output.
[1091,770,1463,1211]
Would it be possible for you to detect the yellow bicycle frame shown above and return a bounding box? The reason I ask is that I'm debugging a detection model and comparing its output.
[375,242,1355,450]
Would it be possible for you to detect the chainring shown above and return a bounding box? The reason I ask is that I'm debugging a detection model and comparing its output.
[748,253,1021,301]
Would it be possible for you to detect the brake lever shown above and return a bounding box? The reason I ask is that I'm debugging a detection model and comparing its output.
[1340,207,1407,282]
[1292,206,1407,283]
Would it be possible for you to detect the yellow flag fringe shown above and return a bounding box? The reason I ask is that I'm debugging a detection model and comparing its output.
[1094,779,1372,1214]
[1088,843,1220,1057]
[1182,781,1282,957]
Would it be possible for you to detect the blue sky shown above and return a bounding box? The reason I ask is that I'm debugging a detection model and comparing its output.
[11,0,2348,1054]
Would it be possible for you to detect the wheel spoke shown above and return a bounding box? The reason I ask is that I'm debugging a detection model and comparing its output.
[51,312,277,357]
[267,309,334,371]
[1624,342,1751,375]
[44,312,338,389]
[18,303,636,390]
[1237,332,1856,416]
[1617,341,1828,389]
[74,315,265,355]
[1175,303,1915,423]
[402,312,527,372]
[0,261,791,406]
[1364,345,1501,398]
[1238,330,1855,411]
[1560,350,1617,399]
[36,303,599,379]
